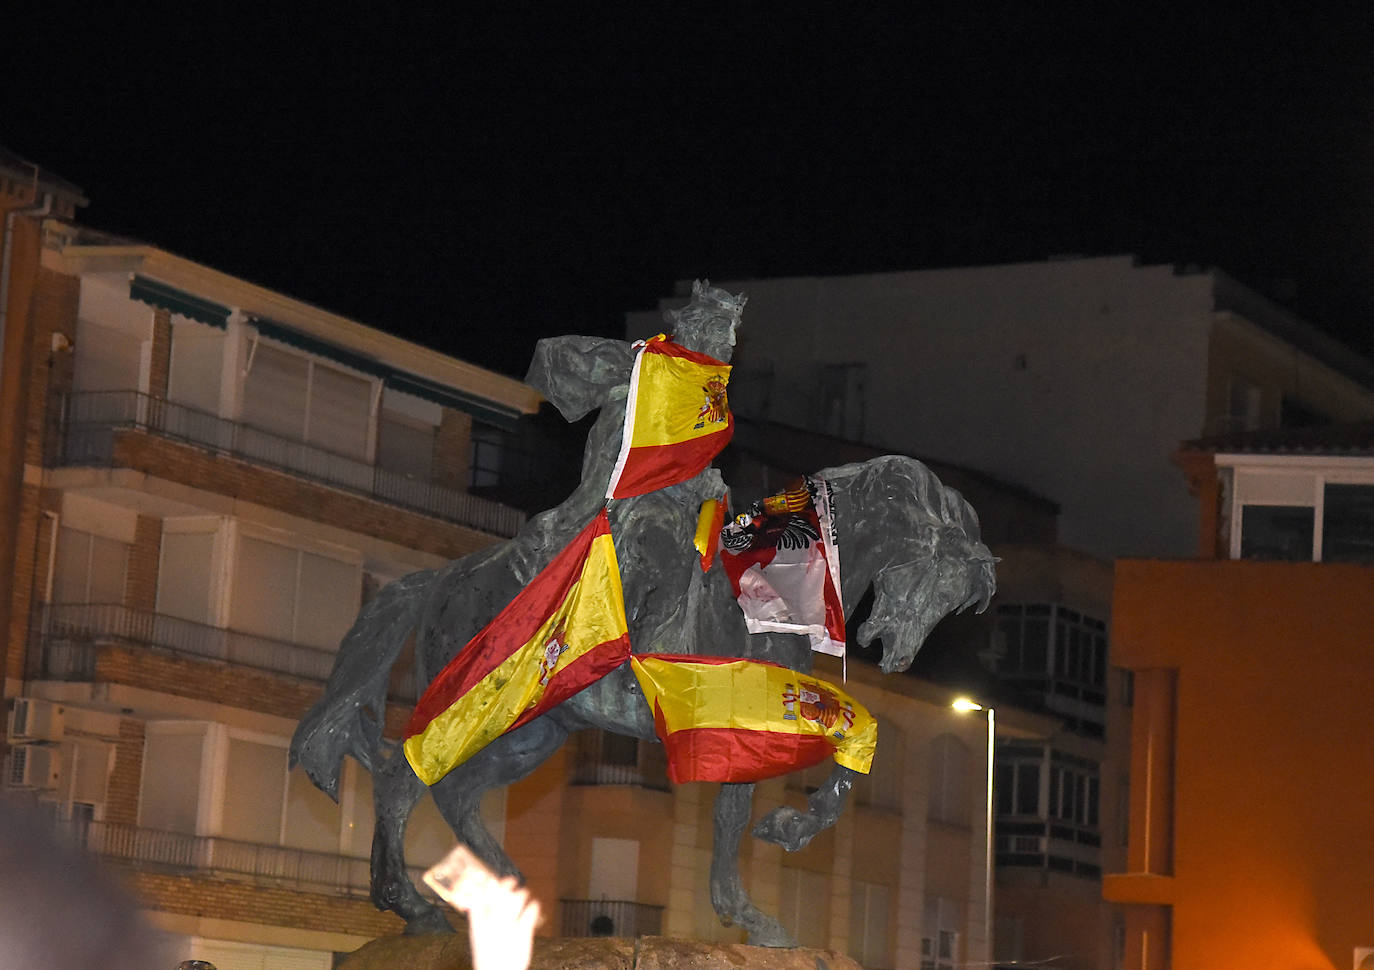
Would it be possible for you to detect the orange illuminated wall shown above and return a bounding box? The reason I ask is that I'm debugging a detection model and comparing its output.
[1105,559,1374,970]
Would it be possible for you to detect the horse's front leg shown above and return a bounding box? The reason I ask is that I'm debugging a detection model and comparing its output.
[710,782,796,947]
[370,744,451,934]
[752,764,859,852]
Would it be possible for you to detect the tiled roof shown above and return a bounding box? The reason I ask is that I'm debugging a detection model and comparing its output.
[1182,421,1374,457]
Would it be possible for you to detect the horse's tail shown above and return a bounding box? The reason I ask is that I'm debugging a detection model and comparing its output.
[290,567,433,801]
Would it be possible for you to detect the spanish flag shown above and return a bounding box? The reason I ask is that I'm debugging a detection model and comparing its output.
[629,654,877,784]
[606,335,733,499]
[404,511,631,785]
[693,494,728,571]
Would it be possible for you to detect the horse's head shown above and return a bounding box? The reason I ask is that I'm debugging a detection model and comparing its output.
[855,526,997,673]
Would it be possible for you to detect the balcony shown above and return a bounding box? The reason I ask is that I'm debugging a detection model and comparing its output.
[54,818,428,899]
[995,817,1102,878]
[560,898,664,938]
[53,391,526,537]
[568,730,670,791]
[32,602,416,703]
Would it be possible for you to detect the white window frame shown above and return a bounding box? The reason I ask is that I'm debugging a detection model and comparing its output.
[1224,456,1374,562]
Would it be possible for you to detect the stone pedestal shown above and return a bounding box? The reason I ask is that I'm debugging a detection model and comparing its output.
[336,934,866,970]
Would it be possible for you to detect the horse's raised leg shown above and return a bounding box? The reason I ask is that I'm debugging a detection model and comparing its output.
[369,745,451,934]
[751,764,858,852]
[429,715,571,880]
[710,782,796,947]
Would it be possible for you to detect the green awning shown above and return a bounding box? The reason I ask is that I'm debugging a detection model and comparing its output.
[385,373,523,431]
[252,316,523,431]
[129,276,229,329]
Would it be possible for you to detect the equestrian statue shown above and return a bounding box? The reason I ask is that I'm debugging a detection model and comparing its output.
[290,282,996,946]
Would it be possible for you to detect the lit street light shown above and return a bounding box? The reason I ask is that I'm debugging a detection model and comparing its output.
[953,697,995,964]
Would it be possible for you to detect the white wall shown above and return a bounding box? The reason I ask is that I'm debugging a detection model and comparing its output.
[631,257,1216,558]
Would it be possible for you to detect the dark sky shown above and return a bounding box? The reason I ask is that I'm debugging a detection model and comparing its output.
[7,6,1374,376]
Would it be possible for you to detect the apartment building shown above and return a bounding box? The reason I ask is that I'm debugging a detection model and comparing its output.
[630,258,1374,560]
[1105,423,1374,969]
[0,157,542,968]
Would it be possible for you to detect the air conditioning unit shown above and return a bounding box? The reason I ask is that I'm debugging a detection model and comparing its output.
[6,744,61,790]
[1354,946,1374,969]
[8,698,65,742]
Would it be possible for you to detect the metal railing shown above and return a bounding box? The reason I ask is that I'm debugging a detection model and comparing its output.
[568,730,671,791]
[33,602,416,702]
[560,899,664,938]
[55,390,526,537]
[55,818,433,899]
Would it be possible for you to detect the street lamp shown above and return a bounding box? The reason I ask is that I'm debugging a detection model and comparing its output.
[953,697,995,965]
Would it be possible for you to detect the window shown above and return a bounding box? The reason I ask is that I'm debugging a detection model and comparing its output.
[377,410,436,481]
[778,866,829,948]
[53,527,129,604]
[1321,484,1374,563]
[928,733,969,824]
[994,603,1108,728]
[230,534,359,649]
[995,745,1042,817]
[1230,467,1374,563]
[921,896,961,970]
[849,879,893,969]
[157,526,216,624]
[1048,756,1099,828]
[855,716,902,811]
[470,423,506,488]
[1240,505,1314,561]
[241,341,374,460]
[167,317,224,414]
[1225,376,1263,432]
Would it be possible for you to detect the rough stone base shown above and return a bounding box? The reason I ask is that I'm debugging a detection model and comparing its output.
[336,934,866,970]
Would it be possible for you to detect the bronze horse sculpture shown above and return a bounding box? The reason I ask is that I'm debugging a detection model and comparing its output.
[291,454,995,946]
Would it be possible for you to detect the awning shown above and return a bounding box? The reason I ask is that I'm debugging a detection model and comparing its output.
[252,316,523,431]
[129,276,230,329]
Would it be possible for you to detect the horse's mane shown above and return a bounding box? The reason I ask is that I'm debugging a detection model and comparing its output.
[815,454,984,541]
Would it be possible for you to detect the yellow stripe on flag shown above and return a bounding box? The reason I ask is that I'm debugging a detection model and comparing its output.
[405,526,629,785]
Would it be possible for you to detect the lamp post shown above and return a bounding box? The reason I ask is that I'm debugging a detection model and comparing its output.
[953,697,995,965]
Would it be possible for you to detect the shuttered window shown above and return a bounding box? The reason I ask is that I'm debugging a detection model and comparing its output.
[241,341,373,461]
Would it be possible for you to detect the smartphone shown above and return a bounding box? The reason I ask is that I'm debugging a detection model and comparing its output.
[423,842,490,907]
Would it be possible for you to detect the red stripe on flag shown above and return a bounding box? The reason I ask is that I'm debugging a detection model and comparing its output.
[650,338,730,367]
[609,419,734,498]
[660,725,837,783]
[404,511,612,739]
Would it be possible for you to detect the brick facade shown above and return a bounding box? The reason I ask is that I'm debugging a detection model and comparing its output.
[106,718,146,826]
[117,868,406,940]
[148,309,171,399]
[126,515,162,612]
[433,407,473,491]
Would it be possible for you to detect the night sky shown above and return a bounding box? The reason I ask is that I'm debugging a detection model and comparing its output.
[7,6,1374,377]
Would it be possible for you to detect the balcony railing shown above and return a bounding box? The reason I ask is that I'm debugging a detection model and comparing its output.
[32,602,416,703]
[568,730,671,791]
[560,899,664,938]
[54,818,432,899]
[54,390,526,537]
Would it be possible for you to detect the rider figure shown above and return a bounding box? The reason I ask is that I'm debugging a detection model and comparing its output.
[522,280,745,652]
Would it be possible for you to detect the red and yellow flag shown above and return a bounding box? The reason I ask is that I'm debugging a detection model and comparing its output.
[404,511,630,785]
[629,654,877,784]
[693,494,728,571]
[606,335,733,499]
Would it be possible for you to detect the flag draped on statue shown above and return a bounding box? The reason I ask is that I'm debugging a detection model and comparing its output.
[719,477,846,657]
[404,511,631,785]
[629,654,877,784]
[606,335,734,499]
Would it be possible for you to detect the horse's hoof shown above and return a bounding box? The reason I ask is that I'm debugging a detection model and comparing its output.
[746,921,798,948]
[404,909,455,935]
[752,807,814,852]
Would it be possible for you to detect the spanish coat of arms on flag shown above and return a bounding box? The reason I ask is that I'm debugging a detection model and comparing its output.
[606,334,734,499]
[403,510,631,785]
[629,654,877,784]
[719,477,846,657]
